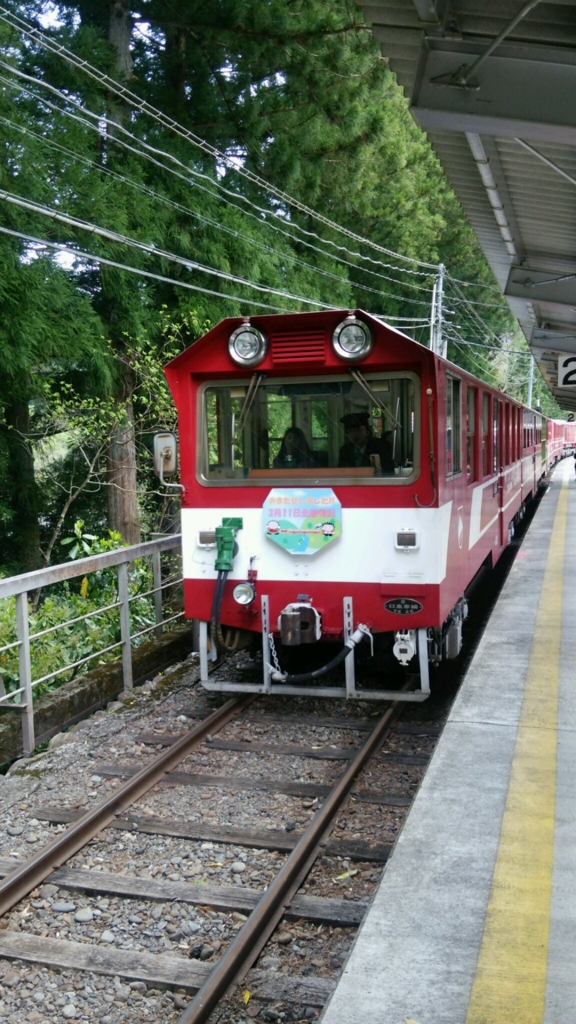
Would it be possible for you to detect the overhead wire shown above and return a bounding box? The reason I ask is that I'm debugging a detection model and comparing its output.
[444,311,503,354]
[0,5,537,368]
[0,186,348,311]
[447,336,531,356]
[445,279,511,347]
[445,271,508,295]
[445,280,525,390]
[0,224,297,313]
[0,6,440,273]
[444,299,515,358]
[448,292,516,312]
[0,111,434,308]
[446,332,502,387]
[0,67,436,306]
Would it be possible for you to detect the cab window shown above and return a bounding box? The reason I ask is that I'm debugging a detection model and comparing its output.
[201,373,419,485]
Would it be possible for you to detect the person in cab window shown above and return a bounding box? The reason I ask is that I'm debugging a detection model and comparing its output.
[338,413,394,473]
[273,427,317,469]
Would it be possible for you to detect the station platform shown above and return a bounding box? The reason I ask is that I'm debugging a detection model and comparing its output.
[320,459,575,1024]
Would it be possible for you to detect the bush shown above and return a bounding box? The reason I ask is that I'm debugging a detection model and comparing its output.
[0,521,165,701]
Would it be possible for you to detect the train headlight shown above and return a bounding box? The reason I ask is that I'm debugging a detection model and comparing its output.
[332,317,372,362]
[232,581,256,606]
[228,325,267,367]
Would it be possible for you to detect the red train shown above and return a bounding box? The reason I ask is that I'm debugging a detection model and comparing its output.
[162,309,574,701]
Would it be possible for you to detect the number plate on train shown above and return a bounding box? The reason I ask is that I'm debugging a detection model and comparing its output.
[384,598,423,614]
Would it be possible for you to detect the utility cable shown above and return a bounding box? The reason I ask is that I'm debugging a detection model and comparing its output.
[0,224,296,312]
[446,333,500,385]
[0,186,342,311]
[446,280,509,343]
[0,110,432,307]
[445,271,508,295]
[0,8,440,272]
[0,69,436,304]
[445,336,530,356]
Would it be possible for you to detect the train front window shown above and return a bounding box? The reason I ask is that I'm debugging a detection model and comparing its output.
[201,373,418,484]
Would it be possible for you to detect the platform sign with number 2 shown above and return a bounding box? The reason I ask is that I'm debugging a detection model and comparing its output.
[558,354,576,387]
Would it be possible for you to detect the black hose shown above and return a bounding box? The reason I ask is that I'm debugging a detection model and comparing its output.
[210,570,227,649]
[274,641,356,684]
[210,571,242,651]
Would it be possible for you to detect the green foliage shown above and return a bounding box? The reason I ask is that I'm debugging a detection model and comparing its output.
[0,0,562,574]
[0,522,163,701]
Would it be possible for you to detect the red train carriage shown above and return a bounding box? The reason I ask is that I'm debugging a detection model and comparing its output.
[548,417,576,459]
[162,309,558,702]
[566,420,576,455]
[547,419,566,466]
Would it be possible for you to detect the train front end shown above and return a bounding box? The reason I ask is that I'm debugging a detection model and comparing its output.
[165,309,444,701]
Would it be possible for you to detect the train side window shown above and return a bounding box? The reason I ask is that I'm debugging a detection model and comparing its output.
[493,399,500,473]
[500,401,508,466]
[482,393,490,476]
[446,375,461,476]
[511,407,517,461]
[466,386,477,481]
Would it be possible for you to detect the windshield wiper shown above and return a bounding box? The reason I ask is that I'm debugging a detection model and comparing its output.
[349,369,402,430]
[231,372,265,467]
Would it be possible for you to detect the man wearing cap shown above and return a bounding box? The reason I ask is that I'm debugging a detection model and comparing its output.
[338,413,395,473]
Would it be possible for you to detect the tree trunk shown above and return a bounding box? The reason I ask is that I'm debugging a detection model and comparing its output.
[108,0,133,130]
[107,398,141,545]
[105,0,141,545]
[164,24,187,109]
[5,401,40,571]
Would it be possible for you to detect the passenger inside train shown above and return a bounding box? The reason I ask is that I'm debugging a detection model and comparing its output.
[203,373,416,481]
[337,412,395,473]
[273,427,318,469]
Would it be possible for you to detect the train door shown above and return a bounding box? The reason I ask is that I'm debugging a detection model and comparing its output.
[493,399,505,547]
[531,413,537,491]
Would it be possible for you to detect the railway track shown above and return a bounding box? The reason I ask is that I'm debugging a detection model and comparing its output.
[0,457,542,1024]
[0,663,451,1024]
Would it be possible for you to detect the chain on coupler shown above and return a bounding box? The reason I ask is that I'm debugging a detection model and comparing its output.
[267,623,372,682]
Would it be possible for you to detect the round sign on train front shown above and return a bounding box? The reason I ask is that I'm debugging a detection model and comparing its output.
[263,488,342,555]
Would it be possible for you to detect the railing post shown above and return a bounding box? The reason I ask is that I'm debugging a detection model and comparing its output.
[152,551,163,639]
[117,562,133,690]
[15,592,35,757]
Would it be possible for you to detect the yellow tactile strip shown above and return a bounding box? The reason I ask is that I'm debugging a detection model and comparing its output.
[465,474,568,1024]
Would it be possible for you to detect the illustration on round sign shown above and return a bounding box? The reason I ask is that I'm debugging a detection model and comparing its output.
[263,487,342,555]
[384,598,423,614]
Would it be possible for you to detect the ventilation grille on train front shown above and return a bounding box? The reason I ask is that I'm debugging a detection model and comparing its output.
[270,329,326,364]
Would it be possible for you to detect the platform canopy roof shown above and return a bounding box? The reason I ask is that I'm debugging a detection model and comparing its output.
[359,0,576,410]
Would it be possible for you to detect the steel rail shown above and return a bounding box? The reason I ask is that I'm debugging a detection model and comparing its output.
[0,695,252,917]
[178,694,405,1024]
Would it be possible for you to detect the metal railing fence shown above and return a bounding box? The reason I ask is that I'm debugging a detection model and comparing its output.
[0,535,183,758]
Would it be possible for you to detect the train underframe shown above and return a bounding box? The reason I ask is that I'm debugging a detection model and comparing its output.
[197,589,476,702]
